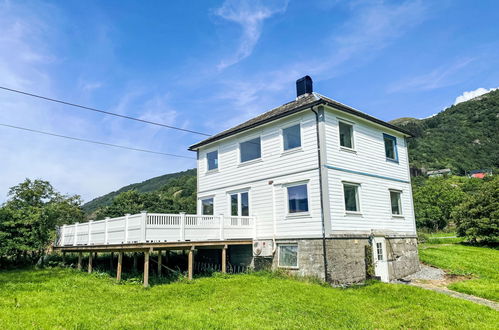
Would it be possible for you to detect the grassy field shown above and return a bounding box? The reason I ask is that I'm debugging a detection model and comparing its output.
[0,268,498,329]
[419,243,499,301]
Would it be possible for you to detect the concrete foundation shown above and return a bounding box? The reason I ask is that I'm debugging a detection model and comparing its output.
[255,236,419,284]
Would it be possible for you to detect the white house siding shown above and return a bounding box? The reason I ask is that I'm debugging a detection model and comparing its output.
[323,106,416,235]
[196,111,323,239]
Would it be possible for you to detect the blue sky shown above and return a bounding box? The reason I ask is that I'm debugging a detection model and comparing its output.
[1,0,498,202]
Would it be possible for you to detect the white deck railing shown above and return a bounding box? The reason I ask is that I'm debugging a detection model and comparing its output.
[55,212,256,246]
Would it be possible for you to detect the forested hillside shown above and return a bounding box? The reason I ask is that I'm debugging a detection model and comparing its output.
[82,169,196,214]
[390,89,499,174]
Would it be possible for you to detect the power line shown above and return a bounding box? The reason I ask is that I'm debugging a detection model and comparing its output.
[0,86,211,136]
[0,123,196,159]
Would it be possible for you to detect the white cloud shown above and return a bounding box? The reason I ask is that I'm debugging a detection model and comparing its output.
[214,0,288,70]
[454,87,498,105]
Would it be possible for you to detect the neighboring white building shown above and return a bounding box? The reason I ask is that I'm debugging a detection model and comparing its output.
[189,76,419,283]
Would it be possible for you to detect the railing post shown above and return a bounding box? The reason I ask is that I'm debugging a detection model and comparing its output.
[180,212,186,241]
[124,214,130,244]
[104,217,110,245]
[141,211,147,243]
[219,214,224,240]
[73,222,79,246]
[88,220,93,245]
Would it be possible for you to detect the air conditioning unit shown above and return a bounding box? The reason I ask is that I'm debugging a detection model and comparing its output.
[253,240,274,257]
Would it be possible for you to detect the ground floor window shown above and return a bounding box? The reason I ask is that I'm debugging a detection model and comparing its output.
[230,191,249,216]
[376,242,383,261]
[287,184,309,213]
[278,244,298,268]
[343,182,360,212]
[390,190,402,215]
[201,198,214,215]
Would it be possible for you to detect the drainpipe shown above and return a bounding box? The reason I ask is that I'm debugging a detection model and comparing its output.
[311,105,329,282]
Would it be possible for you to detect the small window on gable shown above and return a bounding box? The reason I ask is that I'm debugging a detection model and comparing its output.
[390,190,402,215]
[287,184,309,214]
[201,198,214,215]
[278,244,298,268]
[283,124,301,151]
[207,150,218,171]
[343,183,360,212]
[339,122,354,149]
[383,134,398,162]
[240,137,261,163]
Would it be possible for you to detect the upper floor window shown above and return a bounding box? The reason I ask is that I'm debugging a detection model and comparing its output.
[206,150,218,171]
[201,198,214,215]
[390,190,402,215]
[343,183,360,212]
[283,124,301,151]
[230,191,249,216]
[240,137,261,163]
[287,184,309,214]
[339,122,354,149]
[383,134,398,162]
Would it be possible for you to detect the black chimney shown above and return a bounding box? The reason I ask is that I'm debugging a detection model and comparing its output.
[296,75,313,97]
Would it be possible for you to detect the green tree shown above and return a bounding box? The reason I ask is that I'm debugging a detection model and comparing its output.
[0,179,84,265]
[453,177,499,244]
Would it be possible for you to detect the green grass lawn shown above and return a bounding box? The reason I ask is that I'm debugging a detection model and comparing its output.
[419,243,499,301]
[0,268,497,329]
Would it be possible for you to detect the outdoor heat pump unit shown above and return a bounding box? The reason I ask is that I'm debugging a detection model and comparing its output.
[253,240,273,257]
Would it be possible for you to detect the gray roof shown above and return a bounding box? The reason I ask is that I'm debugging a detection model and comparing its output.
[189,92,411,150]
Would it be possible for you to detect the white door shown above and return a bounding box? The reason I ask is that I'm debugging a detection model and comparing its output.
[372,237,389,282]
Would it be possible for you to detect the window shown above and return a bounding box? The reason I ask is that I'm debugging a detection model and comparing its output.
[390,190,402,215]
[287,184,309,213]
[201,198,214,215]
[376,242,383,261]
[339,122,354,149]
[278,244,298,268]
[283,124,301,151]
[206,150,218,171]
[230,192,249,216]
[240,137,261,163]
[343,183,360,212]
[383,134,398,161]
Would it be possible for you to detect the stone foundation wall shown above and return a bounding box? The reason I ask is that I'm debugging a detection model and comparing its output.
[255,236,419,284]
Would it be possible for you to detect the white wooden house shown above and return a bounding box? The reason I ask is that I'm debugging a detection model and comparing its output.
[55,76,419,284]
[188,76,419,283]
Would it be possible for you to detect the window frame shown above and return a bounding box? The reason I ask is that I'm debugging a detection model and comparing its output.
[205,148,219,172]
[338,120,355,151]
[228,190,250,217]
[281,122,302,153]
[389,189,403,217]
[239,135,262,164]
[277,243,299,269]
[285,182,310,216]
[199,197,214,215]
[383,133,399,163]
[342,182,361,214]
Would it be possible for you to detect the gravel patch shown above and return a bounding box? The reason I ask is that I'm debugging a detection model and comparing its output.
[403,264,445,281]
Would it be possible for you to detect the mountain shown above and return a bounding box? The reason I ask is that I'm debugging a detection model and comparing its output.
[82,169,196,214]
[390,89,499,174]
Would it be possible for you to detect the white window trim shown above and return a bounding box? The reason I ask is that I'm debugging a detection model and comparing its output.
[285,181,310,218]
[227,189,251,217]
[337,119,356,152]
[199,196,215,216]
[277,243,299,269]
[389,189,404,217]
[342,181,362,215]
[238,135,263,165]
[281,121,303,154]
[205,148,219,174]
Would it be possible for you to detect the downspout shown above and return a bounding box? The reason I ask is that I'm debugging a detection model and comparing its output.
[311,105,329,282]
[272,183,277,253]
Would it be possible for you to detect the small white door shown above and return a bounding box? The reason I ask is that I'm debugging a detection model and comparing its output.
[372,237,390,282]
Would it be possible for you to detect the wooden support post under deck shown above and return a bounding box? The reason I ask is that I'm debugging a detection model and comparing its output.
[143,251,150,287]
[77,252,82,270]
[88,253,93,273]
[221,245,227,273]
[188,248,194,280]
[117,252,123,281]
[157,250,162,277]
